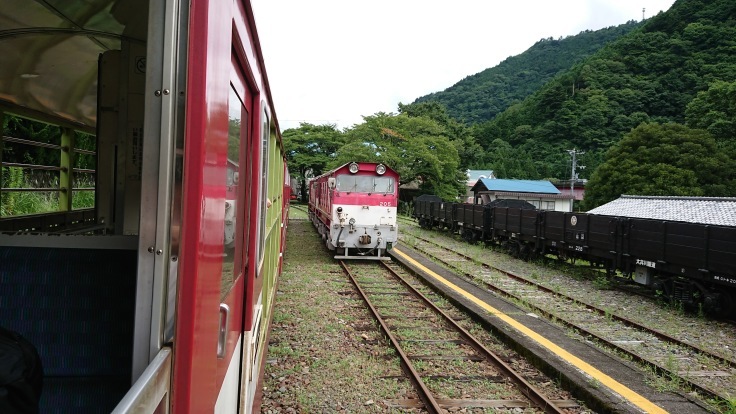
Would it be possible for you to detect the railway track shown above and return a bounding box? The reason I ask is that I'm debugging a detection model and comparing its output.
[338,259,583,413]
[289,204,309,216]
[396,220,736,406]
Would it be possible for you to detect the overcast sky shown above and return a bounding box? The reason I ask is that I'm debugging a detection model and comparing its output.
[251,0,677,132]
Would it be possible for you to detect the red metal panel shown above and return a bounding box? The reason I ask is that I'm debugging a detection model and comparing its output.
[333,192,397,207]
[232,0,262,89]
[173,0,233,410]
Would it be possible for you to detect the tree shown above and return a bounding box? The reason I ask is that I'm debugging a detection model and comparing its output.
[582,123,736,209]
[398,101,483,170]
[483,139,537,179]
[685,80,736,141]
[282,123,346,201]
[335,112,464,200]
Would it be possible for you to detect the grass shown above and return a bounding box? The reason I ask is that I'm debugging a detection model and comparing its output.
[644,355,684,393]
[288,203,309,219]
[592,274,614,290]
[1,167,95,217]
[261,219,407,412]
[711,397,736,414]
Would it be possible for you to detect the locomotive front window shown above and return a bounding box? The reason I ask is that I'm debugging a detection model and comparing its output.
[336,174,394,194]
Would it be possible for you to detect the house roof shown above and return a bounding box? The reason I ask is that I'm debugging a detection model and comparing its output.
[587,195,736,226]
[484,192,572,199]
[472,178,561,194]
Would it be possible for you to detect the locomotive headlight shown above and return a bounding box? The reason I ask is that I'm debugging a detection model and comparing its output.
[349,218,356,225]
[376,163,386,175]
[349,162,359,174]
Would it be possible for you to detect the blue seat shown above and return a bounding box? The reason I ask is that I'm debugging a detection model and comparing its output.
[0,246,137,413]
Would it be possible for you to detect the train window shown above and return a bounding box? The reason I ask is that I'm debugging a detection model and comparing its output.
[221,86,244,299]
[0,117,96,220]
[257,107,269,271]
[374,177,394,193]
[336,175,394,194]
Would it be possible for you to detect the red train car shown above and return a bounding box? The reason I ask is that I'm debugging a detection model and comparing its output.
[308,162,399,259]
[0,0,287,412]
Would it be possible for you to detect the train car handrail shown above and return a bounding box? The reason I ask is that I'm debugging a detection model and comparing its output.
[2,135,63,150]
[0,208,97,233]
[1,127,97,217]
[111,347,172,414]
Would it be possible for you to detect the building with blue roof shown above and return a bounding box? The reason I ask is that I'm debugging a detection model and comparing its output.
[470,178,574,212]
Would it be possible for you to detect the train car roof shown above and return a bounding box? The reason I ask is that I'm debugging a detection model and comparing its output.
[588,195,736,226]
[312,162,398,180]
[0,0,284,143]
[0,0,149,131]
[472,178,561,195]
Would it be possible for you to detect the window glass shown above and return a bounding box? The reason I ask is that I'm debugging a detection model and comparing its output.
[336,174,394,194]
[221,86,243,300]
[257,109,269,270]
[545,201,556,210]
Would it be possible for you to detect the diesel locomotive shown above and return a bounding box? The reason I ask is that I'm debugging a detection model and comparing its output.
[309,162,399,259]
[414,195,736,318]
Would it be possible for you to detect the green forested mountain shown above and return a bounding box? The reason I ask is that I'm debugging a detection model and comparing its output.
[469,0,736,180]
[412,21,643,125]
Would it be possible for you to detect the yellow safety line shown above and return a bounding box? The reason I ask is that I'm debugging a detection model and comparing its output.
[393,247,667,414]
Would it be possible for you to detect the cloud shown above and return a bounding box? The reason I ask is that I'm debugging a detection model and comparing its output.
[252,0,675,131]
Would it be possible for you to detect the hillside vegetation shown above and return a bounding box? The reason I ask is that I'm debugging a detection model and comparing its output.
[413,21,643,125]
[423,0,736,207]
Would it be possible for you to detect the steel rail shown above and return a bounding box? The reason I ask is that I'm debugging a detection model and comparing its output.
[380,261,567,414]
[401,229,727,403]
[407,227,736,371]
[338,260,444,414]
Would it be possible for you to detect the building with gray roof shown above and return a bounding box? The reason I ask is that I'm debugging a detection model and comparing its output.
[587,195,736,226]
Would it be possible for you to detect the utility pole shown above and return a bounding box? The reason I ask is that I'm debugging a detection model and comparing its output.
[567,149,585,211]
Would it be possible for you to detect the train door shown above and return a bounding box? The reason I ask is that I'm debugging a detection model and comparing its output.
[170,1,255,409]
[171,56,254,411]
[213,56,255,411]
